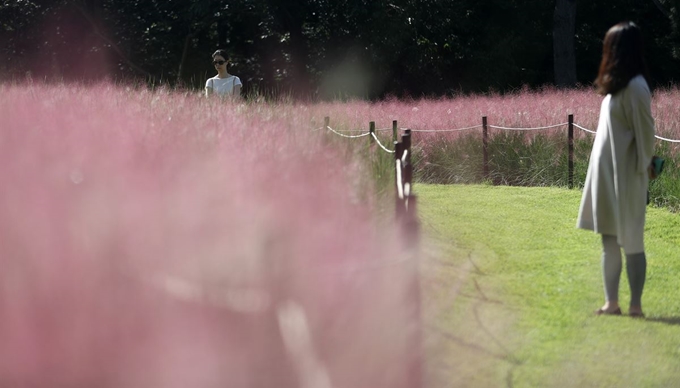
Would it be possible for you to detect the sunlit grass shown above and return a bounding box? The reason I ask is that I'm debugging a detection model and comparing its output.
[419,184,680,387]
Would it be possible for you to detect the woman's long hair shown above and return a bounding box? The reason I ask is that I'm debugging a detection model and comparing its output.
[595,21,650,95]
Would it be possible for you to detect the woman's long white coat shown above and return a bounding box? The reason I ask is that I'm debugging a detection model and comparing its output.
[577,75,656,254]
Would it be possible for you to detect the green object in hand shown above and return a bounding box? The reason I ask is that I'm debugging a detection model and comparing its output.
[652,156,665,176]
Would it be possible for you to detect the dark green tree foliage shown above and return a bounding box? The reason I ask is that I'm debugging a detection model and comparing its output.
[574,0,679,89]
[1,0,680,97]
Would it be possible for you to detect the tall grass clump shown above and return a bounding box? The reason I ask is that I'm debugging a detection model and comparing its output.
[0,82,420,387]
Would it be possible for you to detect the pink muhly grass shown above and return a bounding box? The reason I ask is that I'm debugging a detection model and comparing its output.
[313,86,679,142]
[651,86,680,146]
[311,87,680,163]
[0,83,420,387]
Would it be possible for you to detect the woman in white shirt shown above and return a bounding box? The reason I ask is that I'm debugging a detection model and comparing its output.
[205,49,242,99]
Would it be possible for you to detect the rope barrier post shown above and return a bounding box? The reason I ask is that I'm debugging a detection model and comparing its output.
[404,195,420,251]
[403,190,421,388]
[405,132,419,236]
[568,114,574,189]
[369,121,375,145]
[392,120,398,143]
[482,116,489,179]
[403,129,412,157]
[324,116,329,130]
[393,130,421,388]
[402,131,413,192]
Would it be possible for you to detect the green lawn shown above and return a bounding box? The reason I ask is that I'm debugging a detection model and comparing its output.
[417,184,680,388]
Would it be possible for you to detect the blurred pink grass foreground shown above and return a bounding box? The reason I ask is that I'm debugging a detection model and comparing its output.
[0,83,420,387]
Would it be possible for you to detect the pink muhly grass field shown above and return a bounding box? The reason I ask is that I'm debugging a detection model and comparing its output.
[318,88,600,136]
[317,86,680,146]
[0,83,420,387]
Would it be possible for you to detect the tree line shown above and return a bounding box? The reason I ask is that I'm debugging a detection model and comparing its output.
[2,0,680,98]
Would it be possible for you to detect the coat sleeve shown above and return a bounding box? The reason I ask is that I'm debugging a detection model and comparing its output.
[627,78,656,174]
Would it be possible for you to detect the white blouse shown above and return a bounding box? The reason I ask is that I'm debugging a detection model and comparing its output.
[205,75,242,98]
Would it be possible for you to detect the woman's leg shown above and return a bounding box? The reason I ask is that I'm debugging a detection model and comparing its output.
[601,234,622,311]
[625,252,646,315]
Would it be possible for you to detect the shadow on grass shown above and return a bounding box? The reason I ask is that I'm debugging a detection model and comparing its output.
[645,316,680,326]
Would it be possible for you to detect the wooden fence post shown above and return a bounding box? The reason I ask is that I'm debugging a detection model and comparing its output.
[482,116,489,179]
[393,129,421,388]
[402,130,412,192]
[369,121,375,144]
[568,114,574,189]
[403,129,412,155]
[401,130,418,244]
[324,116,330,130]
[393,120,398,143]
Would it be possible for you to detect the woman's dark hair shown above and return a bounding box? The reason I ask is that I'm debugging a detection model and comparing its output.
[595,21,650,95]
[211,49,230,61]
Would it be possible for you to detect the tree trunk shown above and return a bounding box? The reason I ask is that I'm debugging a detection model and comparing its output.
[177,34,191,86]
[650,0,671,18]
[74,3,152,79]
[270,1,311,98]
[553,0,577,87]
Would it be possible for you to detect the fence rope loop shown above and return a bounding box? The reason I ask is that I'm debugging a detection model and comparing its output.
[487,123,569,131]
[572,123,680,142]
[370,131,396,153]
[572,123,597,134]
[325,125,370,138]
[407,124,483,132]
[655,134,680,143]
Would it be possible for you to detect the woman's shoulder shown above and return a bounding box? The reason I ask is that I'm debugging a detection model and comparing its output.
[618,75,651,106]
[205,76,219,87]
[627,75,650,94]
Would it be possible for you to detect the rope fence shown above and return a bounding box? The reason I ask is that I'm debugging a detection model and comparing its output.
[322,116,419,244]
[322,113,680,190]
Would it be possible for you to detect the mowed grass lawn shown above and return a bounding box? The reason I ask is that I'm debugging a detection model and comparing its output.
[417,184,680,388]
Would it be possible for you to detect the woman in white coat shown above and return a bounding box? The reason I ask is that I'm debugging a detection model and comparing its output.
[577,22,656,318]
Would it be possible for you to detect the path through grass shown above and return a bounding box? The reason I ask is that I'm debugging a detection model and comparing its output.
[418,184,680,388]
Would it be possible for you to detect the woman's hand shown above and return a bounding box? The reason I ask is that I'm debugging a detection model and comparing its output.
[649,156,664,180]
[648,164,658,180]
